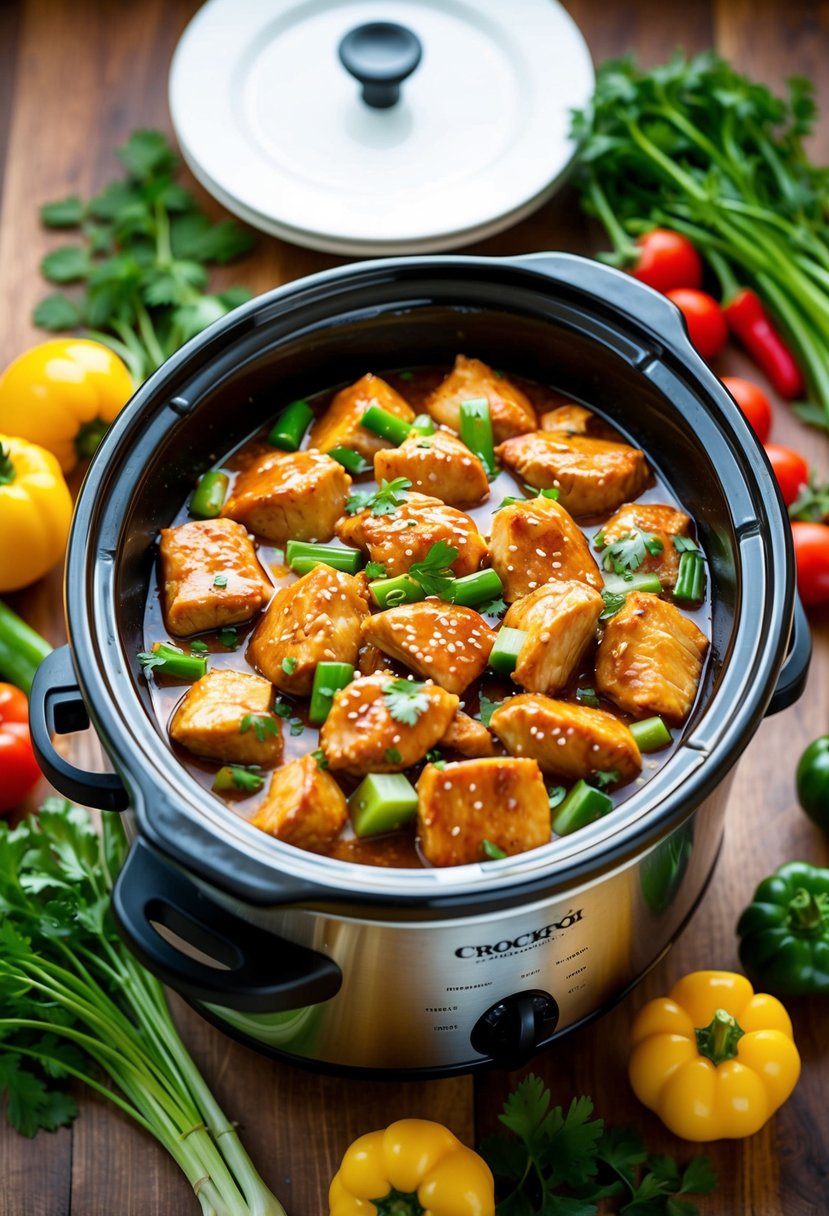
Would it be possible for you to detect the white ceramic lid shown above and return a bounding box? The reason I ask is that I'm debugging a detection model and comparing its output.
[169,0,595,255]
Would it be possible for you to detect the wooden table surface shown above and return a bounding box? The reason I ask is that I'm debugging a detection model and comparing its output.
[1,1,828,1213]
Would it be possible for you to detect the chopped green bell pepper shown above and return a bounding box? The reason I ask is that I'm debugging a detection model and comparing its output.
[736,860,829,996]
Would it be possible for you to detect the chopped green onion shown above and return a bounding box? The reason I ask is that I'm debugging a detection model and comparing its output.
[212,765,264,794]
[629,716,673,752]
[309,662,354,725]
[445,568,504,608]
[674,551,706,602]
[219,627,239,649]
[190,640,209,654]
[327,446,373,475]
[188,471,229,519]
[267,399,314,451]
[576,687,600,707]
[411,413,436,435]
[138,644,207,682]
[285,540,362,575]
[602,572,663,596]
[552,780,613,836]
[212,573,228,588]
[488,627,528,677]
[482,839,507,861]
[369,573,423,609]
[360,405,414,445]
[349,773,419,837]
[281,656,298,675]
[459,397,496,475]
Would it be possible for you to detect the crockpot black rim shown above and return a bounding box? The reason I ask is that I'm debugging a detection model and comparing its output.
[50,252,799,913]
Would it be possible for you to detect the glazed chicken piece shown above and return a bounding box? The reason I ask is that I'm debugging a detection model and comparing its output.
[595,592,709,722]
[496,431,650,517]
[320,673,458,776]
[160,518,273,638]
[488,495,603,601]
[417,757,550,866]
[170,669,283,766]
[250,754,348,851]
[539,404,595,435]
[424,354,537,442]
[335,491,487,578]
[503,580,604,695]
[221,450,350,545]
[489,694,641,784]
[308,373,416,461]
[598,502,694,590]
[247,565,369,695]
[361,601,495,696]
[374,427,489,509]
[438,710,496,758]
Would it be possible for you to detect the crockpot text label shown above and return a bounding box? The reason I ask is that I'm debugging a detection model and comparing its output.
[454,910,584,959]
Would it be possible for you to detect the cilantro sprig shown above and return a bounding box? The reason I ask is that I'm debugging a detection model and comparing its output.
[346,477,412,517]
[480,1074,717,1215]
[407,540,458,595]
[596,529,663,579]
[383,678,431,726]
[239,712,279,743]
[35,130,254,384]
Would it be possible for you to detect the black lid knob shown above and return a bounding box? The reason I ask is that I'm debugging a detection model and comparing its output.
[338,22,422,109]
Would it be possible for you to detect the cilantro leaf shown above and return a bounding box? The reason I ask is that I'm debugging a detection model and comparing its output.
[678,1156,717,1196]
[281,656,298,675]
[479,596,508,617]
[576,687,600,707]
[219,627,239,648]
[289,719,304,737]
[589,769,620,791]
[384,747,403,764]
[478,694,503,728]
[40,245,91,283]
[672,535,701,554]
[597,529,663,578]
[407,540,458,595]
[600,589,627,620]
[239,713,278,742]
[548,785,566,809]
[383,678,430,726]
[365,561,387,579]
[40,196,85,227]
[33,292,83,330]
[213,765,264,794]
[117,129,178,180]
[346,477,412,517]
[482,839,506,860]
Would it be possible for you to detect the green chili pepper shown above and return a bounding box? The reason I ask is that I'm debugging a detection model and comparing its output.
[736,860,829,996]
[796,735,829,832]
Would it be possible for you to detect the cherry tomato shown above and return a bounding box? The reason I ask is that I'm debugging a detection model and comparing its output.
[665,288,728,360]
[0,683,41,812]
[632,229,704,293]
[721,376,773,444]
[764,443,809,506]
[791,521,829,606]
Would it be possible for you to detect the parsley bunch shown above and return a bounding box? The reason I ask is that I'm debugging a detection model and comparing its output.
[0,800,285,1216]
[481,1074,717,1215]
[35,130,254,382]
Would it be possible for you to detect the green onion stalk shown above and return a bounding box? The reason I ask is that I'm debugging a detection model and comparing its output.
[571,51,829,428]
[0,801,286,1216]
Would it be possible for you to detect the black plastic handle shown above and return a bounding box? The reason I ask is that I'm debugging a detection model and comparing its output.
[338,22,422,108]
[765,594,811,716]
[112,838,342,1013]
[29,644,129,810]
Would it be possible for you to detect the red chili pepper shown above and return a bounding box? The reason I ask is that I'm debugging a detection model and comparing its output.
[723,289,804,399]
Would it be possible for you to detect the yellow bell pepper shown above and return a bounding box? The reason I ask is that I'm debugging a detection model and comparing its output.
[0,435,72,591]
[629,969,800,1141]
[0,339,134,473]
[329,1118,495,1216]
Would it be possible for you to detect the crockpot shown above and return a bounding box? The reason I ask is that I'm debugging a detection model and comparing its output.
[30,253,810,1077]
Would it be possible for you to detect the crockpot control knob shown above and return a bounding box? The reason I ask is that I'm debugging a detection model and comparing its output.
[470,990,559,1069]
[338,22,423,109]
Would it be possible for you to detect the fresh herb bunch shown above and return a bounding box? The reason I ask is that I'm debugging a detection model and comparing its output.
[0,799,284,1216]
[595,529,663,578]
[571,51,829,427]
[36,130,254,382]
[481,1074,717,1215]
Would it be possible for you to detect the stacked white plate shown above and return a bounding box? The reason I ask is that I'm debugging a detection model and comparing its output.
[169,0,595,255]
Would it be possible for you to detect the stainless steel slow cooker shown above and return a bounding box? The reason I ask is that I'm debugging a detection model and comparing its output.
[30,253,810,1076]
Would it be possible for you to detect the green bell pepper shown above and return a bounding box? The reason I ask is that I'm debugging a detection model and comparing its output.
[796,735,829,831]
[736,861,829,996]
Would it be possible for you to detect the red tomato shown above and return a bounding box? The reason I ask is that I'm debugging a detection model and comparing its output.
[665,288,728,360]
[791,521,829,606]
[0,683,41,812]
[764,443,809,506]
[632,229,704,293]
[721,376,773,444]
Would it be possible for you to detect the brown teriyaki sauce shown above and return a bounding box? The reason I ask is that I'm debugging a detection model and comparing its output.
[141,367,712,868]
